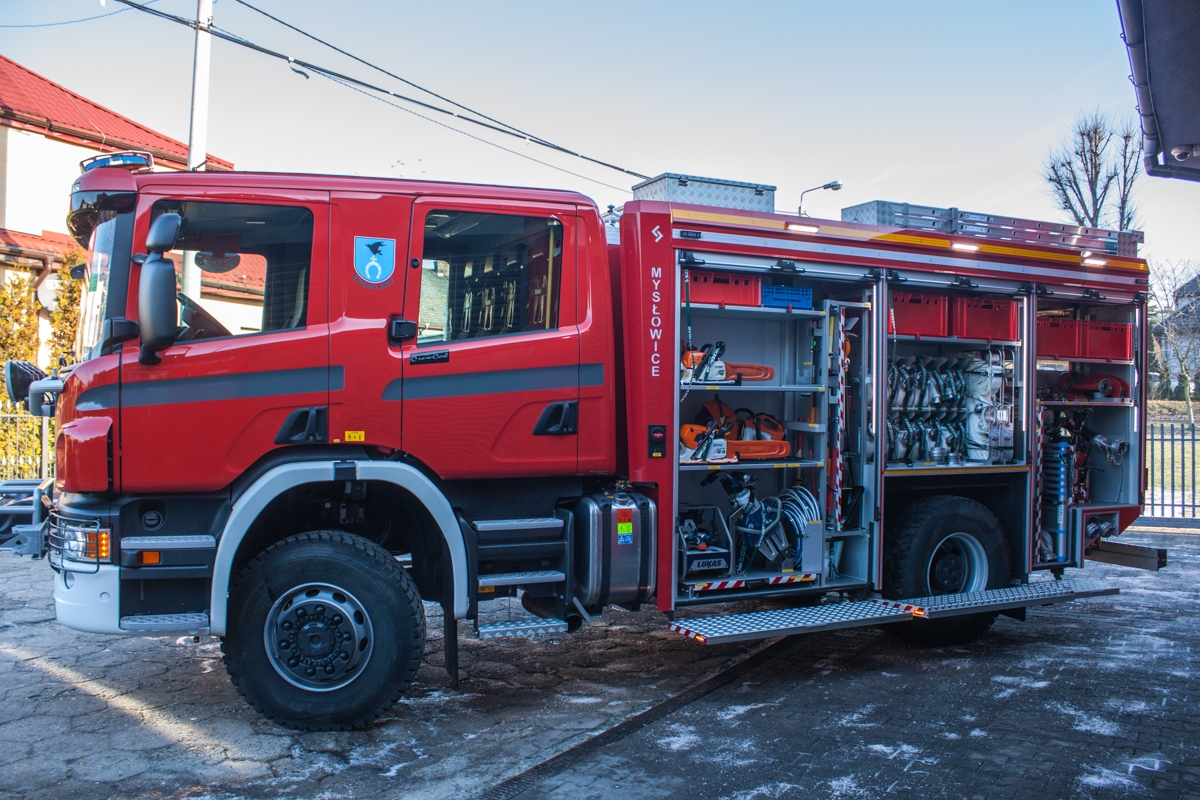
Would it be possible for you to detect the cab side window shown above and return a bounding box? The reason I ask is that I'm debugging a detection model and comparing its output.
[150,200,314,339]
[417,210,563,344]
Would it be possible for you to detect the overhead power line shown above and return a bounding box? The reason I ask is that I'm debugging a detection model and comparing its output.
[109,0,649,185]
[231,0,539,144]
[320,72,634,194]
[0,0,158,29]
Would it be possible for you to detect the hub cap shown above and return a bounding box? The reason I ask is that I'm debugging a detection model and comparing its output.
[264,583,374,692]
[926,532,989,595]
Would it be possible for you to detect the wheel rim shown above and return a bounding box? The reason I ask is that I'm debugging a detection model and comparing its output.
[264,582,374,692]
[926,532,989,595]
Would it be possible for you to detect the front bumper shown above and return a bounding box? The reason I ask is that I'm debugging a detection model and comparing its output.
[52,564,122,634]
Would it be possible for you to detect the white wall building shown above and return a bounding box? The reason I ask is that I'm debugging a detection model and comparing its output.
[0,54,237,369]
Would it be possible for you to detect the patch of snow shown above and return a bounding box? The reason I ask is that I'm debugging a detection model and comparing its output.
[826,775,868,798]
[866,743,922,760]
[1050,703,1121,737]
[718,703,771,720]
[1077,766,1139,791]
[835,705,880,728]
[1104,699,1149,714]
[968,728,988,738]
[658,724,700,752]
[725,782,802,800]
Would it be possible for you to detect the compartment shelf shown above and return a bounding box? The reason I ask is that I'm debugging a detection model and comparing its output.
[679,458,823,472]
[888,334,1021,347]
[680,383,824,393]
[1036,357,1135,367]
[682,302,825,320]
[884,463,1030,476]
[1037,399,1134,408]
[827,529,869,539]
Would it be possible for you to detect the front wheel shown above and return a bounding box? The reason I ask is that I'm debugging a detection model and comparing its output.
[883,496,1011,646]
[223,531,426,730]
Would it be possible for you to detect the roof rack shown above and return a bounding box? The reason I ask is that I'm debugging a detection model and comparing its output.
[842,200,1144,257]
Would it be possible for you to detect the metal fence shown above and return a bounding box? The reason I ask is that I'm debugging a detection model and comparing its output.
[0,402,48,481]
[1145,422,1198,519]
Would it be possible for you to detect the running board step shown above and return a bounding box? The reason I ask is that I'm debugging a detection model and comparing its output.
[670,580,1117,645]
[120,612,210,632]
[472,517,563,532]
[476,618,569,639]
[478,570,565,587]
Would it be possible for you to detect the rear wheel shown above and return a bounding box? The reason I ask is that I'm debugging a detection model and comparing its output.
[883,496,1011,646]
[224,531,426,730]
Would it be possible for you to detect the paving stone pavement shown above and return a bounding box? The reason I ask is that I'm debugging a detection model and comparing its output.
[509,531,1199,800]
[0,530,1195,800]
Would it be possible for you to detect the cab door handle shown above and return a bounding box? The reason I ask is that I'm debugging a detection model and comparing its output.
[533,401,577,435]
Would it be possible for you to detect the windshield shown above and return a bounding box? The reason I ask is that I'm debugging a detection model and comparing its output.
[75,211,121,361]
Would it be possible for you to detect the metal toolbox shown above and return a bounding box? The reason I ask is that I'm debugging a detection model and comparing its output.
[573,491,656,609]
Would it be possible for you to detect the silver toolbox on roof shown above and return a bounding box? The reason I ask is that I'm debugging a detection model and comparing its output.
[574,492,656,609]
[632,173,776,213]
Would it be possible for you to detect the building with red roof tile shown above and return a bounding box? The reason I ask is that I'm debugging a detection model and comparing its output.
[0,54,238,366]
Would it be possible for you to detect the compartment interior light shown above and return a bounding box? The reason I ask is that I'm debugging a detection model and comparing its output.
[787,223,820,234]
[951,242,980,252]
[1083,257,1107,267]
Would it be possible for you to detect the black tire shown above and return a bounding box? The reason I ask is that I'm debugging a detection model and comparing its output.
[883,496,1011,646]
[223,531,426,730]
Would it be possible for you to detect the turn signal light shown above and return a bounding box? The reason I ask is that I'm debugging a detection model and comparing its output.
[92,530,110,561]
[136,550,161,566]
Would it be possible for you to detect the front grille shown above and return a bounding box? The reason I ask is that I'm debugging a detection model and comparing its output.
[47,512,105,573]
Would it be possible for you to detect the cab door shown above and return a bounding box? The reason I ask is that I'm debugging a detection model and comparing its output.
[118,188,330,493]
[398,198,581,479]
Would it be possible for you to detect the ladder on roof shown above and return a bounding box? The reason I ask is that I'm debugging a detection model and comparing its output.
[669,580,1117,644]
[841,200,1144,257]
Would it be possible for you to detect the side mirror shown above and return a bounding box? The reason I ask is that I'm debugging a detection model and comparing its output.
[138,255,178,365]
[146,213,182,253]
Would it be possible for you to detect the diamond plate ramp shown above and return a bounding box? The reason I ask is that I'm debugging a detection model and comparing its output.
[669,580,1119,644]
[668,601,913,645]
[881,579,1118,620]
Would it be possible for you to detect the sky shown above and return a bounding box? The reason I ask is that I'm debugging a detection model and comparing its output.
[1,0,1197,265]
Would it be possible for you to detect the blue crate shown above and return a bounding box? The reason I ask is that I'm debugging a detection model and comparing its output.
[762,284,813,309]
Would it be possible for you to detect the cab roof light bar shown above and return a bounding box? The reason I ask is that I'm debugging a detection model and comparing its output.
[80,150,155,174]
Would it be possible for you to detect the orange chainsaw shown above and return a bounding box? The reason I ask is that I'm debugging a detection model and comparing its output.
[681,396,791,461]
[681,341,774,384]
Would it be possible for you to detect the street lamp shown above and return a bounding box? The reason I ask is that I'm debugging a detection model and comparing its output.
[798,180,843,217]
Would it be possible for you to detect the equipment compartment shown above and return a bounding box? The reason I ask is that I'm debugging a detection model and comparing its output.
[1032,299,1139,570]
[676,260,876,603]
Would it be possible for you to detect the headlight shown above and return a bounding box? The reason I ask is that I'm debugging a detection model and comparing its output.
[48,517,111,571]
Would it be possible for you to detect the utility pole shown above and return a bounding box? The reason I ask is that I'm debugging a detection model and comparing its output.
[182,0,213,301]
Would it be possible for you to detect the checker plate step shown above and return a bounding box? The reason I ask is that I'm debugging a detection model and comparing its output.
[477,618,568,639]
[120,612,209,632]
[670,579,1118,644]
[880,579,1118,619]
[670,601,912,644]
[478,570,565,587]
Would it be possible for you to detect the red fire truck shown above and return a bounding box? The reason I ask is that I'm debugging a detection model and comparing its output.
[3,156,1164,730]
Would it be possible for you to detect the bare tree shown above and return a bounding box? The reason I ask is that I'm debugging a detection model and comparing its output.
[1150,259,1200,425]
[1043,110,1143,231]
